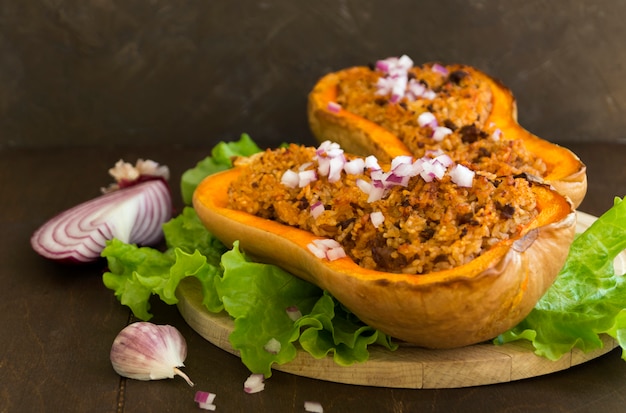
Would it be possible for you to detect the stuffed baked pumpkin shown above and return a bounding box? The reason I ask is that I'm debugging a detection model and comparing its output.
[307,56,587,208]
[193,142,576,348]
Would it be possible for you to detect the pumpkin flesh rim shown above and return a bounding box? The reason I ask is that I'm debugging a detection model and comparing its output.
[193,167,573,287]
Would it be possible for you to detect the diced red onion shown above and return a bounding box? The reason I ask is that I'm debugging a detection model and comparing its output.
[327,101,341,113]
[392,162,418,178]
[298,169,318,187]
[315,141,346,183]
[310,201,324,219]
[449,164,475,187]
[390,155,413,169]
[365,155,381,170]
[375,76,393,95]
[195,391,217,411]
[315,140,342,157]
[433,153,454,167]
[370,169,384,183]
[344,158,365,175]
[244,373,265,394]
[317,158,330,177]
[367,186,386,203]
[374,55,416,101]
[263,338,282,354]
[406,78,426,100]
[327,156,345,183]
[375,55,413,75]
[31,179,172,263]
[420,159,446,182]
[326,246,347,261]
[384,170,410,187]
[308,238,347,261]
[492,129,502,140]
[281,170,299,188]
[325,147,344,159]
[397,54,414,70]
[376,59,391,73]
[422,90,437,100]
[432,126,453,142]
[313,238,342,249]
[304,401,324,413]
[355,178,372,195]
[390,75,408,103]
[370,211,385,228]
[432,63,449,75]
[286,305,303,321]
[417,111,437,128]
[195,391,216,404]
[307,242,327,259]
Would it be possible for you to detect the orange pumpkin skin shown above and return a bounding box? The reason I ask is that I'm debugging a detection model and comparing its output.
[193,168,576,349]
[307,65,587,208]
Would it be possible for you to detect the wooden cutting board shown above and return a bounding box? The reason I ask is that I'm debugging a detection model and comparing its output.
[176,211,624,389]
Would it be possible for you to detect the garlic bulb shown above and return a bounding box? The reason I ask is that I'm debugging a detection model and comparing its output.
[110,322,194,386]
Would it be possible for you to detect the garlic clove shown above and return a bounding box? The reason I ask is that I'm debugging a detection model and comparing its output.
[110,322,194,386]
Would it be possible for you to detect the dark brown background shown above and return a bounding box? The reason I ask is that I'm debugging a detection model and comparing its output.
[4,2,626,412]
[2,0,626,149]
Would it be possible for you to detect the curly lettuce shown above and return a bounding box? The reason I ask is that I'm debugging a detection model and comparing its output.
[180,133,261,205]
[497,197,626,361]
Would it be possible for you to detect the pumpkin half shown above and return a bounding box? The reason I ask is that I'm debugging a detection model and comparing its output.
[308,63,587,208]
[193,167,576,349]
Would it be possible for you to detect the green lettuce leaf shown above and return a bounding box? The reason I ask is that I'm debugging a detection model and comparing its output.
[497,197,626,360]
[180,133,261,205]
[102,240,176,321]
[102,207,396,377]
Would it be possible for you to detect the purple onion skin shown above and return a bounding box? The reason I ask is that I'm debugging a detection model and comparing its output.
[30,177,172,265]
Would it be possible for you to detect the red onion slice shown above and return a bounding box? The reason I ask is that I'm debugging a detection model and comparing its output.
[31,179,172,263]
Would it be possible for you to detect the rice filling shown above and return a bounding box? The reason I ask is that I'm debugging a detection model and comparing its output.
[227,143,538,275]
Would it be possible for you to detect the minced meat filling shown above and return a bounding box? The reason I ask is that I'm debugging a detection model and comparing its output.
[228,144,538,275]
[334,64,547,178]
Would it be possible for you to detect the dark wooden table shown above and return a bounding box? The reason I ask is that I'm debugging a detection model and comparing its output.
[2,141,626,412]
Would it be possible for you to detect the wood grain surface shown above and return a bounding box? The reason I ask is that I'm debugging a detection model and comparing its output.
[177,211,622,389]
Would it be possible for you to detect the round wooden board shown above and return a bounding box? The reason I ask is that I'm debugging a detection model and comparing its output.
[176,211,624,389]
